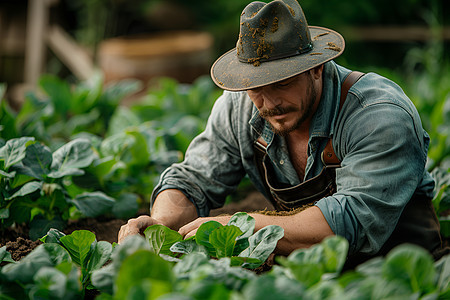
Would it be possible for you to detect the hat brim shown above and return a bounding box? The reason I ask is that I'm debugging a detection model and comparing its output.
[211,26,345,91]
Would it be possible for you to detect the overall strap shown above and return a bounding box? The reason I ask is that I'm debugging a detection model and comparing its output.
[321,71,365,165]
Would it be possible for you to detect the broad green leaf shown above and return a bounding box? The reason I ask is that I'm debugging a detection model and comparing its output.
[0,246,15,263]
[21,142,53,179]
[320,235,349,273]
[111,192,139,219]
[233,237,250,256]
[172,252,209,278]
[91,263,115,295]
[48,138,94,178]
[60,230,96,267]
[185,281,231,300]
[195,221,223,257]
[382,244,436,294]
[107,106,141,137]
[41,228,66,244]
[0,137,35,170]
[230,256,262,268]
[239,225,284,268]
[227,212,255,238]
[144,224,183,256]
[111,235,150,270]
[209,225,243,258]
[31,265,83,299]
[305,280,345,300]
[86,241,113,273]
[38,74,72,115]
[241,274,306,299]
[5,181,42,200]
[280,236,349,277]
[70,191,115,218]
[435,254,450,291]
[115,250,173,300]
[170,239,208,256]
[29,215,66,241]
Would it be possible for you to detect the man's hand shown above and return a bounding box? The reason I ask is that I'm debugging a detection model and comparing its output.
[118,215,162,244]
[178,215,231,239]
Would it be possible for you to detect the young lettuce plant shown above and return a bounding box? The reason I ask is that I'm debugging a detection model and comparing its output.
[0,137,116,239]
[143,212,284,269]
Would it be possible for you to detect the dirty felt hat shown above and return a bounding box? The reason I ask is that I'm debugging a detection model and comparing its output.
[210,0,345,91]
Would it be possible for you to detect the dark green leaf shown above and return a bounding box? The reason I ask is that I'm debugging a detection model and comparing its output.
[48,138,94,178]
[70,191,115,218]
[195,221,223,257]
[382,244,436,294]
[242,274,306,299]
[60,230,96,266]
[144,224,183,256]
[21,142,52,179]
[111,192,139,219]
[29,215,66,241]
[41,228,66,244]
[86,241,113,273]
[172,252,209,278]
[209,225,242,258]
[39,75,72,115]
[233,237,250,256]
[435,254,450,291]
[115,250,173,300]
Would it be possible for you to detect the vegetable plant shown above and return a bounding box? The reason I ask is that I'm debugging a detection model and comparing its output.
[0,137,124,240]
[2,225,448,300]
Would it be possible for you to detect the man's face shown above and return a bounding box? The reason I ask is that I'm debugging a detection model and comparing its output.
[246,71,319,136]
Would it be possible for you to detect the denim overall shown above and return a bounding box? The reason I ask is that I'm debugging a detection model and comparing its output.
[253,72,446,267]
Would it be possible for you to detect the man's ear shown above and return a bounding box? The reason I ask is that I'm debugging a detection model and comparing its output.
[310,64,324,80]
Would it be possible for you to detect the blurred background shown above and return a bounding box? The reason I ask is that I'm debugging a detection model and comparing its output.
[0,0,449,237]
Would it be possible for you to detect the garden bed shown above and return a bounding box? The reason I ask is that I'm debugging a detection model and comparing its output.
[1,190,271,262]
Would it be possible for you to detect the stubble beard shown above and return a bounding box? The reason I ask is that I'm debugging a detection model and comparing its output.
[260,74,317,137]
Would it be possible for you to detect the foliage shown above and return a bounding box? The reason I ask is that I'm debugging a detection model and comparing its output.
[143,212,284,269]
[0,137,124,239]
[1,226,449,300]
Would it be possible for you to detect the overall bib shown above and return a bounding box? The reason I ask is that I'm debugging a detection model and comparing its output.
[253,72,446,267]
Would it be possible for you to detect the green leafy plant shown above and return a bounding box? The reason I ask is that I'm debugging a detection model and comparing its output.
[431,166,450,238]
[2,228,449,300]
[0,137,121,239]
[143,212,284,269]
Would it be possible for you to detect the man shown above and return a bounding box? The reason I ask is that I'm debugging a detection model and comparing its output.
[119,0,445,265]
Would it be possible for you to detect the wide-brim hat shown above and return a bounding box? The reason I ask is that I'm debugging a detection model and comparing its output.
[211,0,345,91]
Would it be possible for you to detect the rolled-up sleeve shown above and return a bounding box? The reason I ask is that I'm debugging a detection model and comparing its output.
[316,100,428,255]
[151,92,247,216]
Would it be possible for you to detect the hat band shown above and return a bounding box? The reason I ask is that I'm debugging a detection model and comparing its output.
[238,42,313,64]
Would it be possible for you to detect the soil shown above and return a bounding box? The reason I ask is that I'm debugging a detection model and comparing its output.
[1,191,272,263]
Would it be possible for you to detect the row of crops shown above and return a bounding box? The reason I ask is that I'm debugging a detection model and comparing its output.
[0,56,449,298]
[1,213,449,299]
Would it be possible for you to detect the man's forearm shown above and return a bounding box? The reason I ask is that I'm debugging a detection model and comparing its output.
[151,189,198,230]
[249,206,335,256]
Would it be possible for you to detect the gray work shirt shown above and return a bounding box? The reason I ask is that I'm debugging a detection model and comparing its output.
[151,61,435,256]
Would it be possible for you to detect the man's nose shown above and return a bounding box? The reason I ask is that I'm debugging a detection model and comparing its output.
[261,88,281,109]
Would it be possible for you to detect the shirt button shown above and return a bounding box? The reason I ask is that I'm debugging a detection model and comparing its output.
[280,160,284,165]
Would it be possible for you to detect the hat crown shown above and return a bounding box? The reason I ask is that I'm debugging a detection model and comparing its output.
[237,0,312,66]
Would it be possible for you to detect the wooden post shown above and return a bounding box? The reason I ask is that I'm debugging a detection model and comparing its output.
[24,0,47,86]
